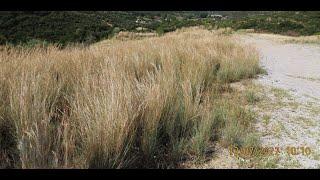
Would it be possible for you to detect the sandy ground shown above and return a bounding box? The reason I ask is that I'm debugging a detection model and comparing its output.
[240,34,320,168]
[182,33,320,169]
[242,34,320,100]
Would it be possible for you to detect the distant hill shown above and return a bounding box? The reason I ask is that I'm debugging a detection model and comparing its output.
[1,11,218,45]
[0,11,118,45]
[1,11,320,45]
[217,11,320,36]
[0,11,201,45]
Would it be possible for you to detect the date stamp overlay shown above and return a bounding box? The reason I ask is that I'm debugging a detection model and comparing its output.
[228,145,312,158]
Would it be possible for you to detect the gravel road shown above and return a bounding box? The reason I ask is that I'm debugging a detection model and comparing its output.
[241,34,320,168]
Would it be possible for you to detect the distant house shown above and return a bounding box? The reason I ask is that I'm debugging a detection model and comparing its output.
[176,16,184,21]
[210,14,223,18]
[153,16,162,22]
[105,21,113,27]
[135,17,147,24]
[209,14,226,20]
[154,16,161,20]
[136,27,148,31]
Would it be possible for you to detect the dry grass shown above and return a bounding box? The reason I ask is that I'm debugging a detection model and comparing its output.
[245,33,320,44]
[0,27,263,168]
[282,35,320,44]
[113,31,158,41]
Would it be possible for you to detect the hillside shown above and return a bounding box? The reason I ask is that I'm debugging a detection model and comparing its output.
[0,11,206,45]
[1,11,320,46]
[217,11,320,36]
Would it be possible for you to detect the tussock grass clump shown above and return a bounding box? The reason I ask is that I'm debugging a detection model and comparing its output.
[245,90,260,104]
[0,27,261,168]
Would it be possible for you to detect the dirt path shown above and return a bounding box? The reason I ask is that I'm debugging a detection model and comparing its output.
[240,34,320,168]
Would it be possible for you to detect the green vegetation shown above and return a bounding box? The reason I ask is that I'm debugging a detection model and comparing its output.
[0,11,209,46]
[2,11,320,46]
[217,11,320,36]
[245,90,260,104]
[0,11,114,45]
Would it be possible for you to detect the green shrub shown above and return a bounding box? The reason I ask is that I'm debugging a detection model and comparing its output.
[0,34,6,44]
[156,26,165,36]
